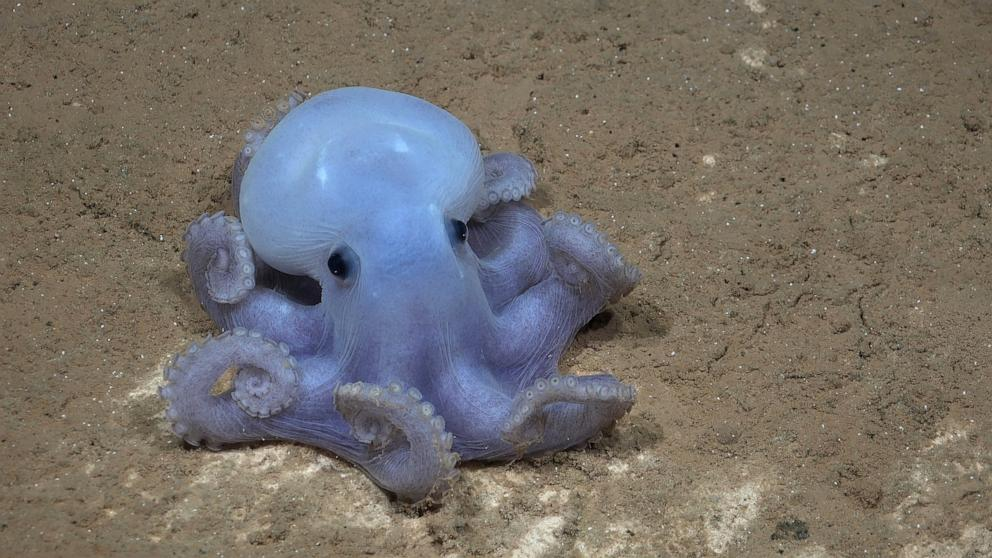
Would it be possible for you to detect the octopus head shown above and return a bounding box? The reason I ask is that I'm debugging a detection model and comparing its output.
[238,87,486,315]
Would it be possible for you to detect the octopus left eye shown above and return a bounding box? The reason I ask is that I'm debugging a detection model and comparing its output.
[449,219,468,243]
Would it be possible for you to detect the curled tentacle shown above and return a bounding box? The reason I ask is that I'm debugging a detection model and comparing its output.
[159,329,300,449]
[474,152,538,219]
[233,90,307,212]
[334,381,459,503]
[181,211,326,354]
[543,211,641,303]
[228,331,299,418]
[501,374,636,452]
[182,212,256,304]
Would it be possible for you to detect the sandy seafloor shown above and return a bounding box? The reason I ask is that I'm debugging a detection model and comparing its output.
[2,1,991,556]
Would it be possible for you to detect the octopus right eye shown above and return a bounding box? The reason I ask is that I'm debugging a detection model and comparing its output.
[327,251,349,279]
[452,220,467,242]
[447,219,468,244]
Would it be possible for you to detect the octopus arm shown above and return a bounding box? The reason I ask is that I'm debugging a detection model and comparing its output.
[502,373,636,454]
[488,211,641,390]
[333,382,460,503]
[475,152,538,216]
[183,211,326,354]
[469,201,551,310]
[160,329,301,450]
[232,90,306,215]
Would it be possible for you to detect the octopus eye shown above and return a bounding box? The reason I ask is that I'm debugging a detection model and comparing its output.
[327,251,349,279]
[450,219,468,243]
[327,245,359,283]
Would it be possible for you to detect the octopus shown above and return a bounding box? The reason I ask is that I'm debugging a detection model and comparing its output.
[159,87,641,503]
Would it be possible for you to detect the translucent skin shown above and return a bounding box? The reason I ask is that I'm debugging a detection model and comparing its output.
[160,87,641,503]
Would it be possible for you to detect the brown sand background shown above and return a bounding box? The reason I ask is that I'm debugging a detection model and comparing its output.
[3,1,991,556]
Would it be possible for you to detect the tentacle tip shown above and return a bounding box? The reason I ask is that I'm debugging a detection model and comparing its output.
[627,264,642,282]
[506,440,534,458]
[445,452,460,469]
[625,385,638,402]
[158,385,175,401]
[500,418,543,453]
